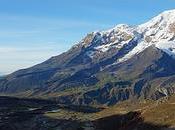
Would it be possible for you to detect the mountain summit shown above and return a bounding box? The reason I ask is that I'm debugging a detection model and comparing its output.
[1,9,175,105]
[80,9,175,63]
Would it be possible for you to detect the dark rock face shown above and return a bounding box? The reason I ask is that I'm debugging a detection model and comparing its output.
[1,43,175,106]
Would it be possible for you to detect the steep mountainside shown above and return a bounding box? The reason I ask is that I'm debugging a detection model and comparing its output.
[1,9,175,105]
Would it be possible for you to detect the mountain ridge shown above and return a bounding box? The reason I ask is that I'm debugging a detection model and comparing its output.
[1,9,175,106]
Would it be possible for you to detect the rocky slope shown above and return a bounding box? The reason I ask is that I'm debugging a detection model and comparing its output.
[1,9,175,105]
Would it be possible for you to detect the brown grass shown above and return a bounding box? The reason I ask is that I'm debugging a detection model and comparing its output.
[45,95,175,127]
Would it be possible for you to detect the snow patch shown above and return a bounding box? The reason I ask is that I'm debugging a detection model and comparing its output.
[156,41,175,58]
[86,51,95,58]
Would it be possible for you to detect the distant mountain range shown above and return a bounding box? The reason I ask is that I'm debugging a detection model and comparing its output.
[1,9,175,106]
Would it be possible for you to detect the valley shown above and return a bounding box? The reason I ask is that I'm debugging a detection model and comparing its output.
[0,95,175,130]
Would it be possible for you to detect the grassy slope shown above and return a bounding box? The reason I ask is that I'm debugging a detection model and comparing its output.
[45,95,175,127]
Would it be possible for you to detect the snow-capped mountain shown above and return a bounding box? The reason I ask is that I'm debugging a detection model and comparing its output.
[1,9,175,105]
[78,9,175,63]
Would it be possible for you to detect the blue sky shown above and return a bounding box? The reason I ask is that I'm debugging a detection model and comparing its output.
[0,0,175,74]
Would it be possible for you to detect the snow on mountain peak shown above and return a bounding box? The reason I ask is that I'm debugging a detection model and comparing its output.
[79,9,175,61]
[118,9,175,62]
[81,24,137,57]
[161,9,175,17]
[143,9,175,36]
